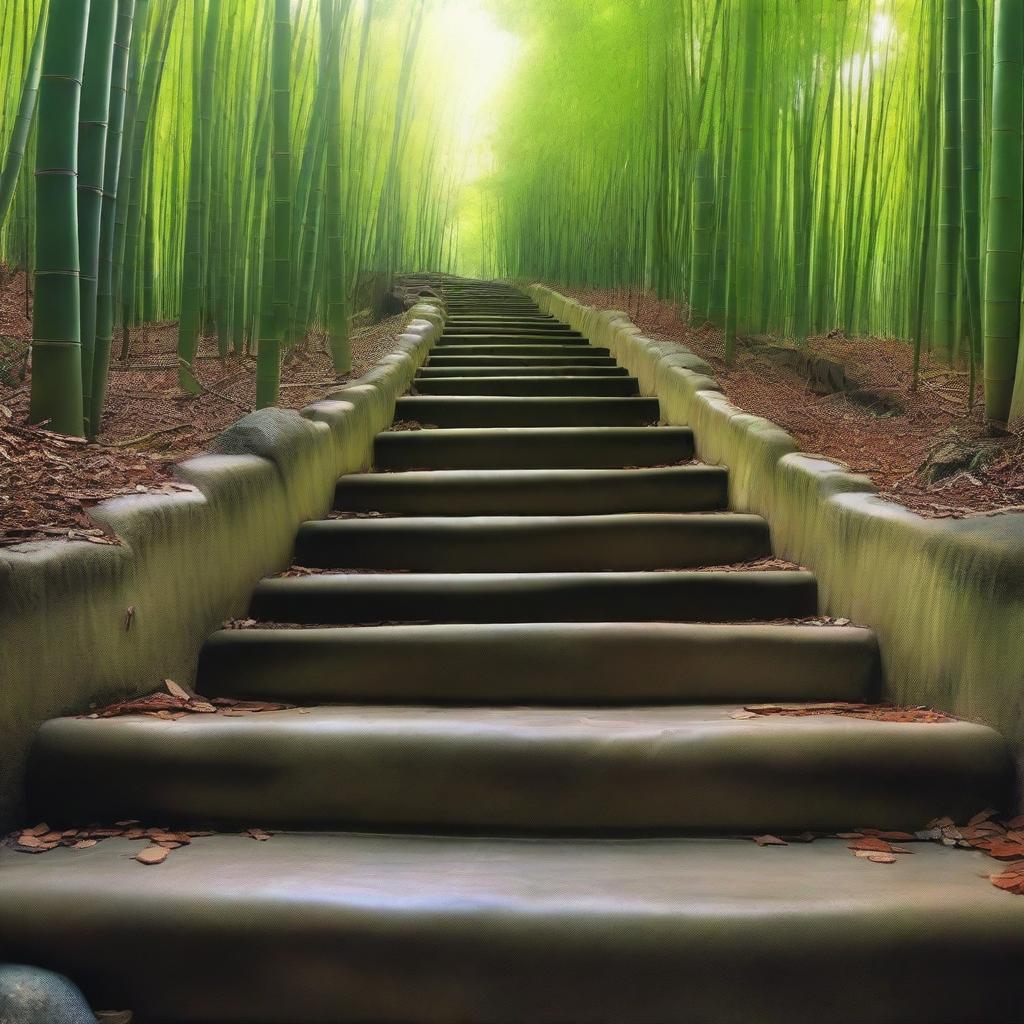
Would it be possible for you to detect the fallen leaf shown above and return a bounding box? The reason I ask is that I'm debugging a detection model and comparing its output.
[991,869,1024,894]
[135,845,170,865]
[246,827,272,841]
[968,808,998,827]
[858,829,916,841]
[73,839,98,849]
[855,851,897,864]
[164,678,193,701]
[848,836,895,854]
[979,839,1024,861]
[731,710,758,720]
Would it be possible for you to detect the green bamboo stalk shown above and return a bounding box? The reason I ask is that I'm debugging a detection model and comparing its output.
[960,0,982,380]
[256,0,290,408]
[984,0,1023,421]
[689,147,713,324]
[324,0,350,373]
[0,4,47,230]
[77,0,119,429]
[934,0,962,363]
[28,0,91,436]
[90,0,136,437]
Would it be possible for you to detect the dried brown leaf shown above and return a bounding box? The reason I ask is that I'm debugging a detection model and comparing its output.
[752,834,786,846]
[135,845,170,865]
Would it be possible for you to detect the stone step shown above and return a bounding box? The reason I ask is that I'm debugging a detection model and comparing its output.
[430,344,610,357]
[416,365,629,377]
[197,622,879,705]
[412,375,640,397]
[393,395,660,428]
[2,834,1022,1024]
[335,466,728,515]
[441,327,582,337]
[248,569,818,625]
[9,831,1024,1024]
[373,426,695,470]
[445,317,559,327]
[426,354,618,367]
[28,704,1010,832]
[293,513,770,573]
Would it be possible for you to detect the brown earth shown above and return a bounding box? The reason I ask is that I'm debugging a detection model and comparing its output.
[1,268,412,545]
[550,285,1024,518]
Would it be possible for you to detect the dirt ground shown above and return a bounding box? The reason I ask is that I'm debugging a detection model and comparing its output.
[552,285,1024,518]
[0,268,413,545]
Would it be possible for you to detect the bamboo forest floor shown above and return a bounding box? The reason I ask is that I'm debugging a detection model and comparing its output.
[0,268,410,546]
[554,285,1024,518]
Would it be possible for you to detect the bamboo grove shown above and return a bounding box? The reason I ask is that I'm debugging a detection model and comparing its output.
[0,0,465,437]
[487,0,1024,423]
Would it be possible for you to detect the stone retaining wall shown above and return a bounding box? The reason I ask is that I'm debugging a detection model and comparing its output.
[0,302,444,829]
[529,284,1024,803]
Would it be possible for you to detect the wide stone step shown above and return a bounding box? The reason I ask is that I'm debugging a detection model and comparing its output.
[28,704,1010,832]
[197,622,879,705]
[417,365,629,378]
[393,396,660,428]
[335,466,727,515]
[445,318,560,327]
[441,328,582,338]
[373,426,695,470]
[4,833,1024,1024]
[412,376,640,397]
[249,570,818,624]
[294,513,770,572]
[439,336,590,347]
[413,364,622,380]
[426,354,618,367]
[3,834,1023,1024]
[431,344,610,357]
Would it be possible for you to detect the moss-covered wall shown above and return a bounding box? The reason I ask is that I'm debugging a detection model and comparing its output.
[529,285,1024,802]
[0,303,444,830]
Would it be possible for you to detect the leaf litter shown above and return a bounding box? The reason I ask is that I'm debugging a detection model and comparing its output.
[80,678,295,720]
[746,809,1024,889]
[731,702,956,723]
[6,820,277,865]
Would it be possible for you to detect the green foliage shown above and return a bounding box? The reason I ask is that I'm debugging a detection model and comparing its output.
[1,0,461,434]
[484,0,996,379]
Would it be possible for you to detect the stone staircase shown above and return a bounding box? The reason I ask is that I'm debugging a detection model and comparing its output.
[2,281,1023,1023]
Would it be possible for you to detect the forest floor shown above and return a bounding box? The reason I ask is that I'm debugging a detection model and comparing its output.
[0,268,411,546]
[553,285,1024,518]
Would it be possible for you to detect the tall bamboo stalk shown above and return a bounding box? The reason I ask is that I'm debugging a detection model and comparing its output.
[28,0,91,436]
[0,4,47,230]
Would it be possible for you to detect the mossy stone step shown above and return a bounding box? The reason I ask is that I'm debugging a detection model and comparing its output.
[28,704,1009,832]
[416,365,629,378]
[294,513,770,573]
[438,335,589,345]
[335,466,727,515]
[442,326,581,336]
[412,376,640,397]
[197,622,879,705]
[248,569,818,625]
[4,834,1022,1024]
[430,344,610,357]
[373,426,695,470]
[393,395,660,428]
[426,354,618,367]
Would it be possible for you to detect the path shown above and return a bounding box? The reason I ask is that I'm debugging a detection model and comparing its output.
[2,281,1023,1023]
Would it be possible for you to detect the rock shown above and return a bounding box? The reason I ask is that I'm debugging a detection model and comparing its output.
[918,432,1003,484]
[0,964,96,1023]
